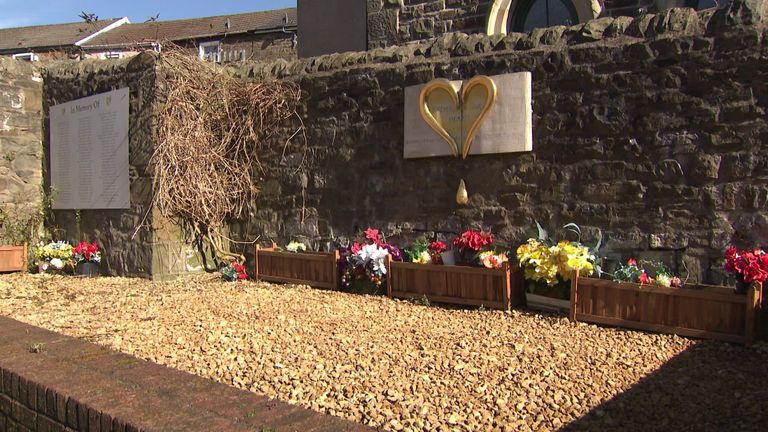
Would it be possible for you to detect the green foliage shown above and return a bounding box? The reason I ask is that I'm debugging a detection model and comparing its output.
[403,238,429,262]
[0,202,41,245]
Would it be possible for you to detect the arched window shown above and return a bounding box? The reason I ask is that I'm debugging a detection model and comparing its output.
[486,0,601,35]
[509,0,579,33]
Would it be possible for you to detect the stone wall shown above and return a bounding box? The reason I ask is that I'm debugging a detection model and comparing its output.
[41,53,184,279]
[0,59,42,244]
[369,0,494,48]
[368,0,695,48]
[229,1,768,284]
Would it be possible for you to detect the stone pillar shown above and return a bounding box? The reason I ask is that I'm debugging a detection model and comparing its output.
[0,59,43,245]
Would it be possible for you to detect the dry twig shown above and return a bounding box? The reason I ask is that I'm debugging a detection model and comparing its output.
[151,46,301,266]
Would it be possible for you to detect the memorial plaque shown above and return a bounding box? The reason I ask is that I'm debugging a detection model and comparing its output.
[50,88,130,209]
[404,72,532,159]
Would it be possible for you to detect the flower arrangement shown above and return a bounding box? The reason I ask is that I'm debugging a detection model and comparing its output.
[285,241,307,253]
[724,247,768,292]
[338,227,402,291]
[72,242,101,264]
[516,239,596,285]
[404,239,448,265]
[221,261,248,282]
[35,241,74,272]
[478,251,508,269]
[453,230,493,252]
[612,258,682,288]
[428,241,447,263]
[452,230,493,265]
[516,223,600,299]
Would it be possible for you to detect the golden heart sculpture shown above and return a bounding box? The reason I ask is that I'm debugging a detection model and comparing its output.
[418,75,498,159]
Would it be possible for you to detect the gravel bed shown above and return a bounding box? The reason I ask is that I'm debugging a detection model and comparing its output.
[1,273,766,431]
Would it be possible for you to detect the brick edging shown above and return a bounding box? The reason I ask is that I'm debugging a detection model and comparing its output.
[0,316,372,431]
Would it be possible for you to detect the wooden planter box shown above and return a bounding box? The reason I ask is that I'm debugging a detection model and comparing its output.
[387,261,524,310]
[0,243,27,273]
[254,245,339,289]
[570,271,763,346]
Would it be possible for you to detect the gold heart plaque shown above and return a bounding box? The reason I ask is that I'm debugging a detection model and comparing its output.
[418,75,498,159]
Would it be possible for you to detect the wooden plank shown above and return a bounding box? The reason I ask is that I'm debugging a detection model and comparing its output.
[575,313,746,344]
[254,245,338,289]
[391,261,505,276]
[569,270,578,322]
[390,291,506,309]
[389,262,511,310]
[573,277,761,346]
[577,277,746,304]
[258,274,336,289]
[258,250,335,262]
[0,244,26,273]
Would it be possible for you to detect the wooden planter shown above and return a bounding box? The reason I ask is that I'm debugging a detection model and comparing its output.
[387,261,524,310]
[254,245,339,289]
[570,271,763,346]
[0,243,27,273]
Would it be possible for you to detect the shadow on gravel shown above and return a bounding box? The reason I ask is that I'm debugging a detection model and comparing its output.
[561,340,768,432]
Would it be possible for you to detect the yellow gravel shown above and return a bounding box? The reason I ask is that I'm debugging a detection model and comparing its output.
[1,273,765,431]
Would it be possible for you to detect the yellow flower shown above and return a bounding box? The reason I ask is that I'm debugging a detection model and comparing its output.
[413,250,432,264]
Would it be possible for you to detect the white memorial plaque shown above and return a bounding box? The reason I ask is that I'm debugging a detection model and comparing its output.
[404,72,532,159]
[50,88,130,209]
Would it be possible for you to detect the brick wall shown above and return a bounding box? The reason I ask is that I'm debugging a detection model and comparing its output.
[0,316,369,432]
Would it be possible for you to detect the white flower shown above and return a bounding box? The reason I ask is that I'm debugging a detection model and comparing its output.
[49,258,64,269]
[356,244,390,275]
[286,241,306,253]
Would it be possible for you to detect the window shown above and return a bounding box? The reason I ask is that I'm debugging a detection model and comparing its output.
[486,0,600,35]
[199,41,221,62]
[12,52,39,61]
[509,0,579,33]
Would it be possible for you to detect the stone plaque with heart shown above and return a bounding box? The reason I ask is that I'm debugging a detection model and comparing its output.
[403,72,532,159]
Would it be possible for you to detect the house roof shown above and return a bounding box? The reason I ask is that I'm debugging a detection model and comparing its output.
[82,8,297,48]
[0,18,126,53]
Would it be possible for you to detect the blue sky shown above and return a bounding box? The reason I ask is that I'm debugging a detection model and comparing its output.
[0,1,296,29]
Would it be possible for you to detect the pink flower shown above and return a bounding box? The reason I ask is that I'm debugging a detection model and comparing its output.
[364,228,381,243]
[627,258,638,266]
[639,271,650,284]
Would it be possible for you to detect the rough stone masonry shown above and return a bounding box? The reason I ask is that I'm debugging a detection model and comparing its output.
[0,59,42,219]
[36,1,768,281]
[227,0,768,284]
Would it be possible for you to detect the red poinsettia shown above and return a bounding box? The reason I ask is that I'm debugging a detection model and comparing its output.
[232,262,248,280]
[72,241,101,263]
[428,241,447,254]
[725,246,768,284]
[453,230,493,252]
